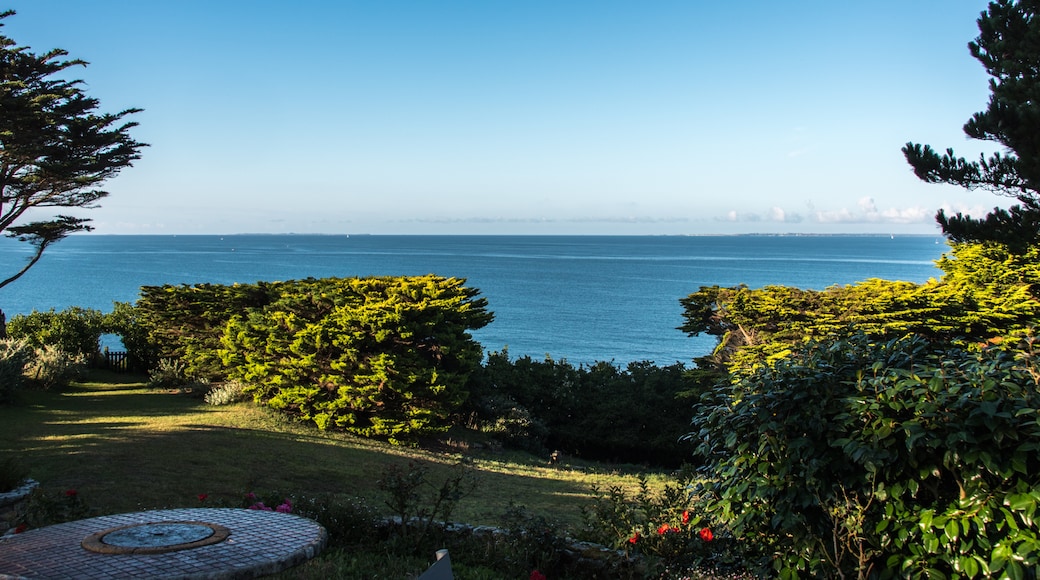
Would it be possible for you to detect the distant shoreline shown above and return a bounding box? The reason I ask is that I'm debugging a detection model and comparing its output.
[63,232,943,238]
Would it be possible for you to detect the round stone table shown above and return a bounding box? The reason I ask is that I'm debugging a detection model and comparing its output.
[0,507,327,579]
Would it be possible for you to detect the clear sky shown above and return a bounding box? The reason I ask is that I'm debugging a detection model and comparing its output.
[4,0,1005,235]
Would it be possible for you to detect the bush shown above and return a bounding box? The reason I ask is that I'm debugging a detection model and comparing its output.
[288,494,380,546]
[203,381,248,406]
[222,276,492,442]
[689,333,1040,578]
[135,282,278,379]
[7,307,105,361]
[576,470,735,577]
[466,352,702,466]
[103,301,157,373]
[378,459,479,546]
[468,393,549,453]
[22,345,87,390]
[0,338,32,403]
[20,487,92,529]
[147,358,191,390]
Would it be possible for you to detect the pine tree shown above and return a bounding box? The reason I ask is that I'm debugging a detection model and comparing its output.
[903,0,1040,251]
[0,10,145,294]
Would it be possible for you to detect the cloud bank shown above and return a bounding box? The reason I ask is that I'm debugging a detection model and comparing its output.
[723,197,990,226]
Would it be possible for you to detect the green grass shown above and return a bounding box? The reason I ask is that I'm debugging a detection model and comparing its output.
[0,370,667,529]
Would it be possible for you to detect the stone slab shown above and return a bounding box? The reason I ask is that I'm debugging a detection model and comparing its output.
[0,508,327,579]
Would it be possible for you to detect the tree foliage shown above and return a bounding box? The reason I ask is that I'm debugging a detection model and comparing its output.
[678,237,1040,574]
[680,241,1040,372]
[466,352,699,466]
[133,275,492,441]
[102,301,157,372]
[0,11,144,292]
[6,306,105,360]
[135,282,277,379]
[215,275,492,442]
[903,0,1040,250]
[688,334,1040,578]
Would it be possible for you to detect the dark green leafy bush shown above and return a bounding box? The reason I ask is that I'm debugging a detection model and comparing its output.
[466,352,701,466]
[689,333,1040,578]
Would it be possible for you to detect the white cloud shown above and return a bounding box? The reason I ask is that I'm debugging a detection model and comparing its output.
[722,211,763,222]
[400,215,691,225]
[719,208,804,223]
[936,201,997,219]
[726,198,937,226]
[814,207,859,223]
[876,206,933,223]
[814,202,933,224]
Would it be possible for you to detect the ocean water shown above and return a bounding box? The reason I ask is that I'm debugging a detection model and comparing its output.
[0,234,947,365]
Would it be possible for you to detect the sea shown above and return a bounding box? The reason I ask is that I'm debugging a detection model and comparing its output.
[0,234,947,365]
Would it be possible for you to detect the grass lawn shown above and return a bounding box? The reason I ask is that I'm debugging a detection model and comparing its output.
[0,370,668,529]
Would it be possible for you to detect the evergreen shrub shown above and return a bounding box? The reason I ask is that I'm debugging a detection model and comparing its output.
[219,275,492,442]
[466,352,701,466]
[135,282,277,379]
[680,242,1040,374]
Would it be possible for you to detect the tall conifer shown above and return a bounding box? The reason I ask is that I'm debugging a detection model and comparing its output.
[0,11,145,301]
[904,0,1040,251]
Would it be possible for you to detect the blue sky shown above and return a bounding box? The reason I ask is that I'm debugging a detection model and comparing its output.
[5,1,1002,235]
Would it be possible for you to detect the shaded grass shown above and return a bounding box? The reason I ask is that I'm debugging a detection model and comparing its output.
[0,371,670,529]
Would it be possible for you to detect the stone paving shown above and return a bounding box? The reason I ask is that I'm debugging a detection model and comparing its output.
[0,507,327,579]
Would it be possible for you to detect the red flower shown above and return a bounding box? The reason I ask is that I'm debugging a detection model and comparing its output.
[657,523,673,535]
[65,489,77,497]
[681,510,690,525]
[530,571,547,580]
[627,532,640,544]
[699,527,713,542]
[197,493,208,502]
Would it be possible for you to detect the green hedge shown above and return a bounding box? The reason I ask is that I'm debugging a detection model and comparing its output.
[689,333,1040,578]
[466,352,702,466]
